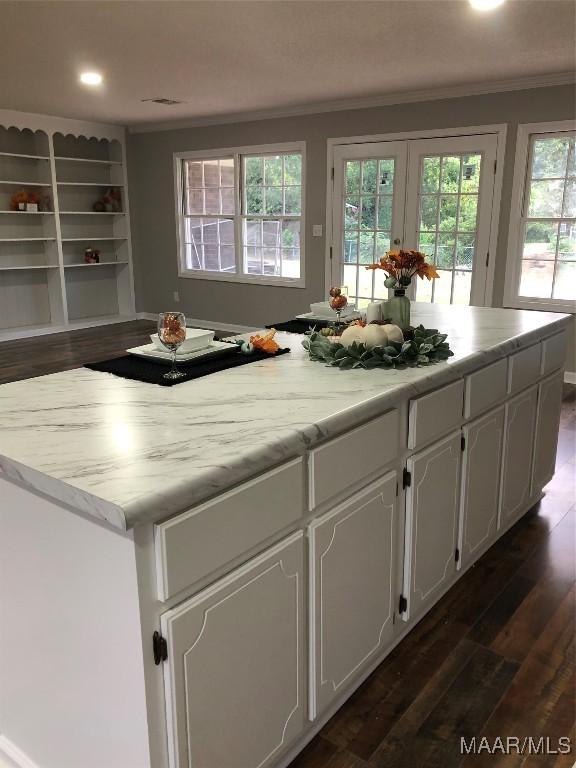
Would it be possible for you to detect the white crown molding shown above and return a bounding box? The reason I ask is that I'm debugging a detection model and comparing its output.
[0,108,125,142]
[128,71,575,134]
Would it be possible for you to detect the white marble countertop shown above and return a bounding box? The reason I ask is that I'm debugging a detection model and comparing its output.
[0,305,570,530]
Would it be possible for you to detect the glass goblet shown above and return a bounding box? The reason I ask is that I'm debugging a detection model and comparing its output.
[157,312,187,380]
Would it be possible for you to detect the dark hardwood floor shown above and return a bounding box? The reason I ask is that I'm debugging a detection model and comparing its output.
[1,321,574,768]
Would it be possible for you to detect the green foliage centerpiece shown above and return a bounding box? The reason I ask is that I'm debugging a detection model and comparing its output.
[303,325,454,370]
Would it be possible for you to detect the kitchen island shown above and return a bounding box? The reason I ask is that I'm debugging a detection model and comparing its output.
[0,305,571,768]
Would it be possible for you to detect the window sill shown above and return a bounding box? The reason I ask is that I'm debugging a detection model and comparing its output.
[178,268,305,289]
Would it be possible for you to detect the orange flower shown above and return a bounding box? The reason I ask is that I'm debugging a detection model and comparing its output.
[250,329,280,354]
[365,249,440,283]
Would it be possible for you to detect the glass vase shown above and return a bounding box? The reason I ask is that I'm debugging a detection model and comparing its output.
[387,288,411,330]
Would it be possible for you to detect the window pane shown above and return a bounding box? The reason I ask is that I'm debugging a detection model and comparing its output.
[186,161,203,186]
[458,195,478,231]
[437,233,455,268]
[221,187,235,216]
[523,221,558,260]
[434,270,453,304]
[204,188,220,214]
[284,186,301,215]
[421,157,440,193]
[246,187,263,215]
[360,197,376,229]
[563,179,576,217]
[245,220,261,245]
[453,270,472,305]
[203,160,220,187]
[377,197,392,230]
[184,216,236,273]
[378,159,395,190]
[415,275,433,303]
[220,159,234,187]
[520,260,554,298]
[358,264,374,297]
[461,155,481,193]
[439,195,457,231]
[418,232,436,259]
[245,157,263,185]
[186,188,204,215]
[284,154,302,185]
[264,187,282,215]
[568,139,576,177]
[375,231,390,259]
[553,262,576,299]
[343,264,358,302]
[262,220,279,246]
[558,224,576,260]
[282,220,300,249]
[346,161,360,194]
[344,231,358,263]
[456,234,475,270]
[420,195,438,230]
[345,198,360,228]
[359,232,375,264]
[528,179,564,217]
[264,156,282,185]
[441,156,461,193]
[531,138,570,179]
[361,160,377,194]
[282,248,300,279]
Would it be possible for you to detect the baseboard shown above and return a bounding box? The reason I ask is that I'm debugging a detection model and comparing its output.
[564,371,576,385]
[0,736,40,768]
[136,312,258,335]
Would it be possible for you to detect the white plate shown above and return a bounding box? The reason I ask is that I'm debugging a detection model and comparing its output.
[150,327,214,353]
[126,340,237,365]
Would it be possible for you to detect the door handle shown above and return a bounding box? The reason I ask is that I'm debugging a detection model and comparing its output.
[393,238,401,245]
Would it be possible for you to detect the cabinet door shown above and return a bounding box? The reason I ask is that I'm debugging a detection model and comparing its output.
[459,407,505,568]
[405,431,461,619]
[161,533,305,768]
[309,473,397,719]
[532,372,564,494]
[500,386,538,530]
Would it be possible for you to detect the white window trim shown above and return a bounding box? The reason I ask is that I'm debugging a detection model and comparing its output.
[174,141,306,288]
[504,120,576,314]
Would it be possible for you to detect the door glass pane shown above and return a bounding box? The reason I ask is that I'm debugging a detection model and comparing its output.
[414,152,482,305]
[342,156,397,305]
[519,132,576,301]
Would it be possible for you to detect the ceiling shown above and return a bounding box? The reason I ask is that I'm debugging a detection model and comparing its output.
[1,0,574,128]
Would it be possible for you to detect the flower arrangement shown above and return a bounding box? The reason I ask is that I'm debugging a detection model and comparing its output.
[366,249,439,290]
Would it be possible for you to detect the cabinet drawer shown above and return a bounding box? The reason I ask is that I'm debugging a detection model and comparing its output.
[541,331,567,376]
[309,410,399,510]
[508,343,541,394]
[155,458,304,600]
[408,379,464,449]
[464,359,508,419]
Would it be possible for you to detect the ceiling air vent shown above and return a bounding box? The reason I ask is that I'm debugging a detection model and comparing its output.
[141,98,184,106]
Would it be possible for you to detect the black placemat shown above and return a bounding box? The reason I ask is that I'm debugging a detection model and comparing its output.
[85,346,290,386]
[266,318,332,334]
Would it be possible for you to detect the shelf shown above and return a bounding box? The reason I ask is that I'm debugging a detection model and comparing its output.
[59,211,125,216]
[61,237,126,242]
[0,210,53,215]
[0,265,58,271]
[57,182,125,187]
[0,237,56,242]
[64,261,128,268]
[0,151,50,161]
[0,180,52,186]
[54,156,122,166]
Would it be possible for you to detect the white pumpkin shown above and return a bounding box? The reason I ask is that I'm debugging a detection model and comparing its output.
[340,324,366,348]
[363,324,389,350]
[382,323,404,344]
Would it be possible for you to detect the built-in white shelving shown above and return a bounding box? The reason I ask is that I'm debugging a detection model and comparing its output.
[0,112,135,339]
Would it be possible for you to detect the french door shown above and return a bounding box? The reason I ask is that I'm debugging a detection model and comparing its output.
[331,134,498,307]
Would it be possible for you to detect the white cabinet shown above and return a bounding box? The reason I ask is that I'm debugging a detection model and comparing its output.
[532,372,564,494]
[459,407,505,568]
[404,431,461,619]
[308,473,397,719]
[160,533,305,768]
[499,386,538,530]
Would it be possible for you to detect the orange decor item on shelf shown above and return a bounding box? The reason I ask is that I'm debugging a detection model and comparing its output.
[250,329,280,354]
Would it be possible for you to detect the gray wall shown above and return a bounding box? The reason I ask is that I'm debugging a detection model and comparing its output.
[127,84,575,368]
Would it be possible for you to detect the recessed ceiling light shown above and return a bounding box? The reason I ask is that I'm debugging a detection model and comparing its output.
[79,71,103,86]
[469,0,505,9]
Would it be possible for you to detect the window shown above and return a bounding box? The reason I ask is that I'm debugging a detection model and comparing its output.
[175,143,304,287]
[505,122,576,312]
